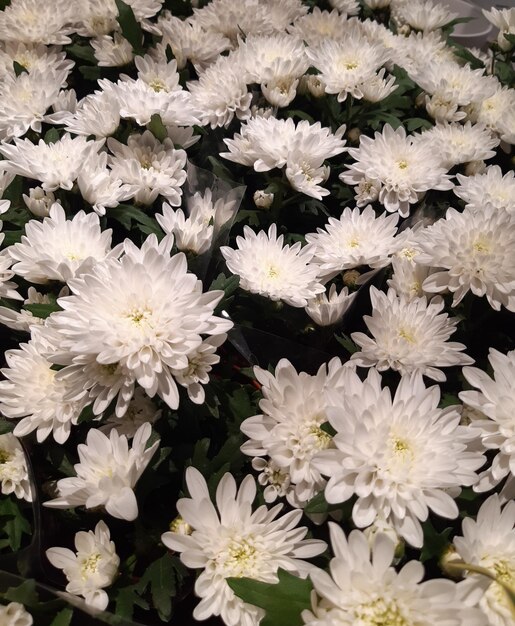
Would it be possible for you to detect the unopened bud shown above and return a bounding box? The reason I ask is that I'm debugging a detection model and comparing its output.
[347,127,361,144]
[253,190,274,209]
[169,515,193,535]
[343,269,360,287]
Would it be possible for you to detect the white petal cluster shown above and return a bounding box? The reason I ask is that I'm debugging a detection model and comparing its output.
[0,602,33,626]
[0,433,32,502]
[454,166,515,215]
[0,0,74,44]
[394,0,458,33]
[162,467,326,626]
[305,284,357,327]
[483,7,515,51]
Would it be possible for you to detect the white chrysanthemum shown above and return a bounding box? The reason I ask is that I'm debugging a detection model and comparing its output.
[0,246,23,303]
[45,423,158,521]
[303,524,485,626]
[0,328,88,443]
[221,224,325,308]
[0,134,104,192]
[313,370,484,547]
[396,0,458,32]
[99,77,200,127]
[132,53,181,94]
[304,206,399,279]
[351,287,473,381]
[48,235,232,410]
[161,467,326,626]
[417,207,515,311]
[241,358,349,507]
[340,124,454,217]
[47,521,119,611]
[0,433,32,502]
[99,387,161,438]
[0,0,74,44]
[454,166,515,215]
[7,204,121,284]
[454,494,515,626]
[360,68,398,103]
[0,602,32,626]
[188,55,252,128]
[72,0,118,37]
[22,186,56,217]
[63,90,121,138]
[0,42,73,80]
[0,170,14,214]
[0,67,70,141]
[328,0,360,15]
[91,32,133,67]
[305,284,357,327]
[415,122,499,169]
[388,254,434,301]
[287,8,351,46]
[107,131,187,206]
[392,30,457,75]
[483,7,515,51]
[459,349,515,500]
[0,286,67,333]
[468,85,515,145]
[305,31,387,102]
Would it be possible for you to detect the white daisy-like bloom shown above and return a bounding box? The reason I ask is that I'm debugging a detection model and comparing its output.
[161,467,326,626]
[305,30,387,102]
[351,287,473,381]
[188,54,252,129]
[304,206,399,280]
[303,524,486,626]
[46,520,120,611]
[360,68,398,103]
[72,0,118,37]
[0,134,104,193]
[7,204,122,284]
[0,0,74,44]
[241,358,349,507]
[132,53,181,94]
[0,240,23,303]
[483,7,515,51]
[0,170,14,214]
[99,387,161,438]
[157,204,213,256]
[340,124,454,217]
[459,349,515,500]
[396,0,458,32]
[388,253,434,301]
[0,602,33,626]
[417,207,515,311]
[63,89,121,138]
[328,0,360,15]
[48,234,232,411]
[288,8,351,46]
[415,122,499,170]
[453,494,515,626]
[0,42,73,80]
[468,85,515,145]
[76,151,135,216]
[45,423,159,521]
[91,32,133,67]
[22,187,56,218]
[221,224,325,308]
[155,16,230,71]
[0,433,32,502]
[392,29,457,75]
[107,131,187,206]
[0,328,88,443]
[0,286,67,333]
[454,166,515,215]
[313,370,484,547]
[0,67,70,141]
[305,284,357,327]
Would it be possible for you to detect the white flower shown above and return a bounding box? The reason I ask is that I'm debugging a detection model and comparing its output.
[0,135,104,192]
[304,205,399,279]
[340,124,453,217]
[360,68,398,103]
[417,207,515,311]
[0,286,66,333]
[0,328,88,443]
[45,423,159,521]
[454,166,515,215]
[48,234,232,411]
[22,187,56,217]
[161,467,326,626]
[313,370,484,547]
[459,349,515,500]
[108,131,187,206]
[303,524,485,626]
[157,207,213,255]
[0,249,23,303]
[0,433,32,502]
[73,0,118,37]
[351,287,473,381]
[483,7,515,51]
[240,358,349,507]
[0,602,32,626]
[133,53,181,94]
[453,494,515,626]
[305,284,357,327]
[469,85,515,145]
[328,0,360,15]
[91,32,133,67]
[8,204,122,284]
[396,0,458,32]
[287,8,351,46]
[46,521,120,611]
[0,0,74,44]
[63,90,121,138]
[221,224,325,308]
[253,190,274,209]
[388,254,434,301]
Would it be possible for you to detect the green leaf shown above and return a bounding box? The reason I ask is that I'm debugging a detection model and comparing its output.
[44,128,60,144]
[1,579,39,607]
[420,521,452,563]
[207,156,237,183]
[115,0,144,55]
[0,497,32,552]
[136,554,179,622]
[286,110,315,123]
[13,61,27,76]
[405,117,433,132]
[335,333,359,355]
[65,43,96,64]
[77,403,96,425]
[114,585,149,620]
[79,65,102,81]
[24,302,61,319]
[228,569,313,626]
[49,607,74,626]
[1,229,24,246]
[0,418,14,435]
[147,114,168,142]
[228,388,254,423]
[109,205,162,235]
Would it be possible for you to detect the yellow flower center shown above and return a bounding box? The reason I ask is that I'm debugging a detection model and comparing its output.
[355,597,411,626]
[398,327,416,343]
[81,553,101,578]
[149,78,167,93]
[0,449,12,464]
[397,159,409,170]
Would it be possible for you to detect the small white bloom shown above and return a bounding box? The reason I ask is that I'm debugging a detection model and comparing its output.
[0,0,74,44]
[0,286,66,333]
[46,521,120,611]
[454,165,515,215]
[288,8,351,46]
[396,0,458,32]
[63,90,121,138]
[99,388,161,438]
[483,7,515,51]
[305,284,357,327]
[22,187,56,218]
[351,287,473,381]
[253,190,274,209]
[91,32,133,67]
[161,467,326,626]
[221,224,325,308]
[0,433,32,502]
[45,423,159,521]
[0,602,32,626]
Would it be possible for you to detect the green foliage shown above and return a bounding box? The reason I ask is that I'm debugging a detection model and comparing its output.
[24,302,62,319]
[135,554,186,622]
[0,418,13,435]
[115,0,144,55]
[49,608,74,626]
[335,333,359,355]
[147,114,168,142]
[109,205,163,235]
[227,569,313,626]
[420,521,452,563]
[65,43,96,64]
[12,61,27,76]
[0,497,31,552]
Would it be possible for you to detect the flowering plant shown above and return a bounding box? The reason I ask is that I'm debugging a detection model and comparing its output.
[0,0,514,625]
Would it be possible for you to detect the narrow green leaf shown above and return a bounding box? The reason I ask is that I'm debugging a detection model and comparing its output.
[335,333,359,355]
[136,554,176,621]
[115,0,144,55]
[79,65,102,81]
[65,43,96,64]
[0,497,32,552]
[109,205,162,235]
[114,585,149,620]
[148,114,168,142]
[24,302,61,319]
[13,61,27,76]
[420,521,452,563]
[49,607,74,626]
[405,117,433,131]
[0,418,13,435]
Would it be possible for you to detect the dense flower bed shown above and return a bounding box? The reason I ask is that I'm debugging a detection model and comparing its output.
[0,0,514,625]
